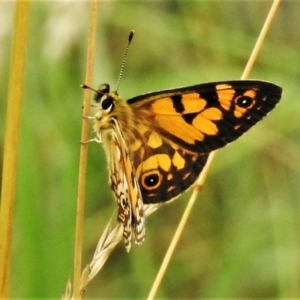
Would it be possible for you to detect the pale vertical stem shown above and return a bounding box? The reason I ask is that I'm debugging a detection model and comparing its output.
[241,0,281,80]
[73,1,98,299]
[0,1,30,297]
[146,1,281,299]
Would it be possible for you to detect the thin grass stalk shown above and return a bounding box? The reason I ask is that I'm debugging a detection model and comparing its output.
[146,1,281,299]
[73,1,98,299]
[0,1,30,297]
[79,205,159,293]
[241,0,281,80]
[62,207,159,298]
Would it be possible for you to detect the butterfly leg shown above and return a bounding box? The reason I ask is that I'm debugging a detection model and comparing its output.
[81,137,102,144]
[82,115,96,120]
[81,131,102,144]
[81,115,102,144]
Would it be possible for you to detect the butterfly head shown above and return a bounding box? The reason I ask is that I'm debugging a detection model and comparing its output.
[93,83,111,101]
[89,83,114,127]
[84,82,132,132]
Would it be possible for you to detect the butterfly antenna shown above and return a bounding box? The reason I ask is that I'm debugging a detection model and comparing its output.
[116,30,134,92]
[80,83,98,92]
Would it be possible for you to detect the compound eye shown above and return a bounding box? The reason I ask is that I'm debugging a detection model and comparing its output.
[101,96,114,113]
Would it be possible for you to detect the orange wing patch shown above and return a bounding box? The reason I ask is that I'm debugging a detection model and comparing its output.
[151,94,224,144]
[137,154,172,175]
[172,151,185,169]
[192,108,222,135]
[150,94,207,114]
[155,113,204,144]
[147,132,163,148]
[216,84,235,111]
[181,93,207,112]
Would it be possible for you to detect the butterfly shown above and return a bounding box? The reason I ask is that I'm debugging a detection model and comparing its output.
[82,79,282,251]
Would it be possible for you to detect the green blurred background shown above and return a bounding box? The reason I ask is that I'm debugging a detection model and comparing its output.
[1,1,299,299]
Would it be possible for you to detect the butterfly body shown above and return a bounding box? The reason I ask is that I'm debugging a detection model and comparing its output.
[90,80,282,250]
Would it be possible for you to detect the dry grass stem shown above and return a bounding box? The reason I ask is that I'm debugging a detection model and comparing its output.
[0,1,30,297]
[147,0,281,299]
[63,205,159,298]
[241,0,281,80]
[73,1,98,299]
[80,221,123,291]
[79,205,159,291]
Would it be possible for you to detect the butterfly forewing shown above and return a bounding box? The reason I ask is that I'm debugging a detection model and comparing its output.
[128,80,282,153]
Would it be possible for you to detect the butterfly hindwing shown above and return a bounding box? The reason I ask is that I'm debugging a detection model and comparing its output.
[126,128,209,204]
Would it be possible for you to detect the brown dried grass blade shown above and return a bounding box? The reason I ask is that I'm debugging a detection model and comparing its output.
[147,1,281,299]
[63,205,159,298]
[72,1,98,299]
[0,1,30,297]
[80,221,123,291]
[79,205,159,293]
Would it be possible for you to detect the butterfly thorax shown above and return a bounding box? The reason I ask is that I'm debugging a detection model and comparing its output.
[92,84,159,152]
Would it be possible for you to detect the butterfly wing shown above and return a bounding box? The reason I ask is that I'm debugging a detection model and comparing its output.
[101,121,145,250]
[126,125,209,204]
[126,80,282,204]
[128,80,282,153]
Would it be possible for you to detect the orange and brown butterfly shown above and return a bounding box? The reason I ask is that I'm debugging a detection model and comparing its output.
[82,31,282,251]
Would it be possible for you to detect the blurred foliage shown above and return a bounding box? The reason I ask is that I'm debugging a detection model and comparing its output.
[0,1,299,299]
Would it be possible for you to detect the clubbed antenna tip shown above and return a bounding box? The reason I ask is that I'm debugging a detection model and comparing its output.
[80,83,97,93]
[128,30,134,44]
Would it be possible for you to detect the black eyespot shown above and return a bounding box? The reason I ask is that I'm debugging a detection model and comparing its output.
[236,96,254,108]
[101,97,114,112]
[144,174,159,187]
[141,171,162,190]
